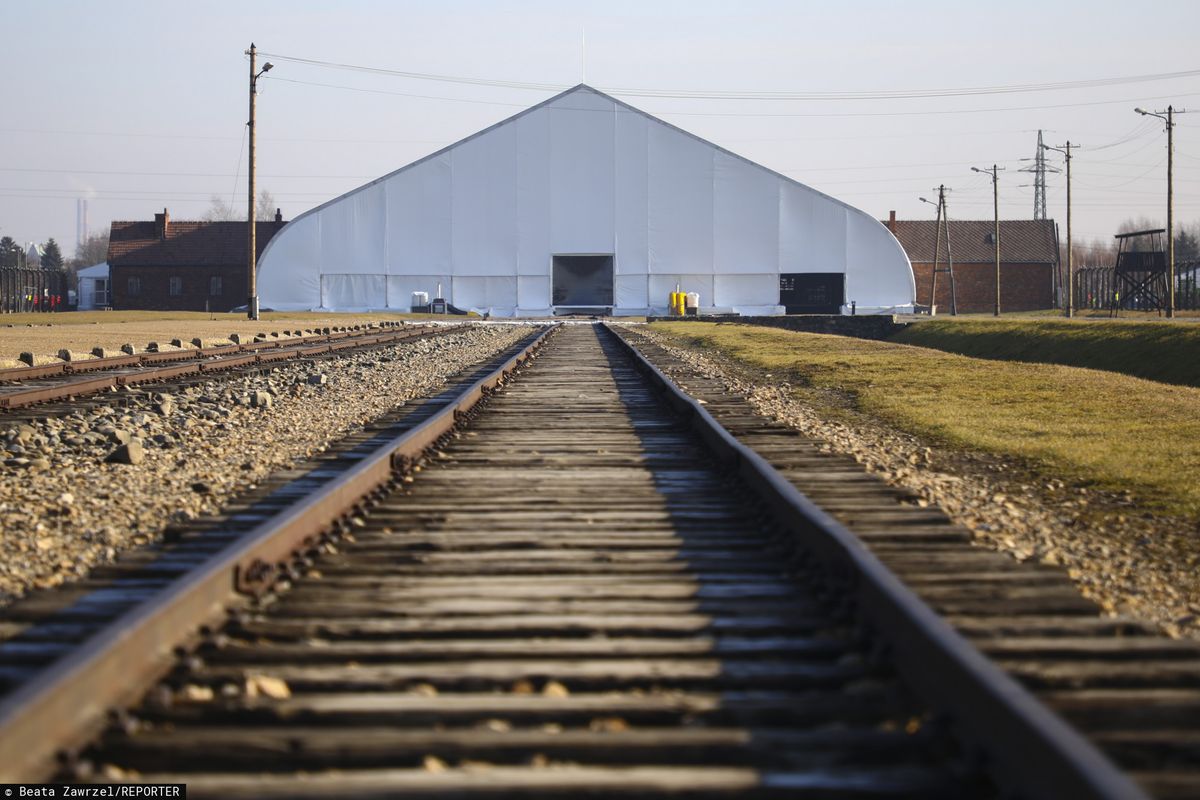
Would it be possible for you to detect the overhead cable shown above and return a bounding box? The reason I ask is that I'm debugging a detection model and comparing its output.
[258,51,1200,102]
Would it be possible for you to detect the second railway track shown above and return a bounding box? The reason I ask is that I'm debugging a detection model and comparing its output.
[0,321,453,415]
[0,323,1159,797]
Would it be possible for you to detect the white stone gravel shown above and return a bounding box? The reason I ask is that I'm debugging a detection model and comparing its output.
[0,324,537,604]
[624,324,1200,640]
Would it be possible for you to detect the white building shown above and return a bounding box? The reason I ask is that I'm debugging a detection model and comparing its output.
[76,262,110,310]
[258,85,914,317]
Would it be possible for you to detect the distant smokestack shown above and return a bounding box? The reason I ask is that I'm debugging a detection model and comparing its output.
[154,207,170,240]
[76,198,89,249]
[888,210,896,233]
[274,208,283,223]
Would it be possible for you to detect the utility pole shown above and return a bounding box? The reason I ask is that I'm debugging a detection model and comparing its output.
[1169,106,1175,317]
[943,187,958,316]
[920,190,943,314]
[1136,105,1187,318]
[919,186,957,316]
[973,165,1005,316]
[1043,141,1077,317]
[245,43,274,321]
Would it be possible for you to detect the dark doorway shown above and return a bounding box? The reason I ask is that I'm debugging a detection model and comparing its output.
[553,255,614,307]
[780,272,844,314]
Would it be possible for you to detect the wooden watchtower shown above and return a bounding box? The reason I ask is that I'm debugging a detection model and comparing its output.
[1110,229,1168,315]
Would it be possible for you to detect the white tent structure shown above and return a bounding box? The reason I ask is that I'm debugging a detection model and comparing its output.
[258,85,914,317]
[76,262,110,310]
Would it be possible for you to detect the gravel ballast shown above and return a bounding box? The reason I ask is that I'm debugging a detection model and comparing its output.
[0,324,536,604]
[626,324,1200,640]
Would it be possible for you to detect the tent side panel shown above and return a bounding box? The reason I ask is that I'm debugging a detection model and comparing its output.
[352,184,388,275]
[385,155,452,279]
[714,273,779,306]
[615,274,648,309]
[454,275,517,311]
[780,183,848,273]
[320,273,386,310]
[549,93,615,255]
[844,211,915,309]
[515,109,552,279]
[647,123,714,275]
[257,215,321,310]
[614,108,649,276]
[713,152,780,275]
[450,125,518,280]
[517,274,551,311]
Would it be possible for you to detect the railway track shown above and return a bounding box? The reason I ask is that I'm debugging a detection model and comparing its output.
[0,326,550,687]
[0,321,453,414]
[0,323,1156,797]
[613,324,1200,799]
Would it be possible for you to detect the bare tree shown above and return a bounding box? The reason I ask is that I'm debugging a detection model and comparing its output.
[203,195,238,221]
[255,190,279,221]
[72,231,110,267]
[205,189,277,222]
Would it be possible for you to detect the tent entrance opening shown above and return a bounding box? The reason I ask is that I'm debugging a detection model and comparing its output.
[552,255,613,310]
[780,273,844,314]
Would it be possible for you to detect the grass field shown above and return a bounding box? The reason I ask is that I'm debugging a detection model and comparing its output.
[652,321,1200,517]
[895,317,1200,388]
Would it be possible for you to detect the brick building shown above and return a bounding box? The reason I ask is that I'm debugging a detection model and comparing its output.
[108,209,286,312]
[885,213,1059,313]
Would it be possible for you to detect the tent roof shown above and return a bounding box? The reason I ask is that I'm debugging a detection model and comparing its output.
[286,84,860,229]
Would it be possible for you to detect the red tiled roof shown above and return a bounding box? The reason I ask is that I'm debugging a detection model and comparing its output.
[107,220,285,267]
[886,219,1059,264]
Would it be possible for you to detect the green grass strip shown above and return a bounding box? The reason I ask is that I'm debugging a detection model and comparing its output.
[652,321,1200,517]
[894,318,1200,388]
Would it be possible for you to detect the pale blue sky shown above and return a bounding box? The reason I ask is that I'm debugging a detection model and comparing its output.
[3,0,1199,254]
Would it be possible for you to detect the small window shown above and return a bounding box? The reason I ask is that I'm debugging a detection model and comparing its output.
[209,276,223,296]
[127,276,141,297]
[169,276,182,296]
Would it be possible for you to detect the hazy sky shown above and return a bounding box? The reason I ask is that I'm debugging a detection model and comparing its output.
[4,0,1199,257]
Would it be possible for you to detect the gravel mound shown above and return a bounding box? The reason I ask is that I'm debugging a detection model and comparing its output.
[0,325,536,604]
[626,325,1200,640]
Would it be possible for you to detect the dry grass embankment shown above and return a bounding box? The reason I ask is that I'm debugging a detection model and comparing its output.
[896,317,1200,388]
[652,321,1200,517]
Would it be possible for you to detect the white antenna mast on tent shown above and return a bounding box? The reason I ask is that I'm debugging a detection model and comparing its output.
[581,26,587,83]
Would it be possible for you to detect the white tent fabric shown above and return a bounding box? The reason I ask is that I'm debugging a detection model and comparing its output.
[258,85,914,316]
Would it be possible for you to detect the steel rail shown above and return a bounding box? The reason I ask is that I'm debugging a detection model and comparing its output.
[0,324,557,781]
[603,323,1147,800]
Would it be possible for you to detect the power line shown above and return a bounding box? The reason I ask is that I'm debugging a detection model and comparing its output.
[0,167,377,179]
[0,126,448,145]
[259,50,1200,102]
[266,75,1200,119]
[257,52,564,93]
